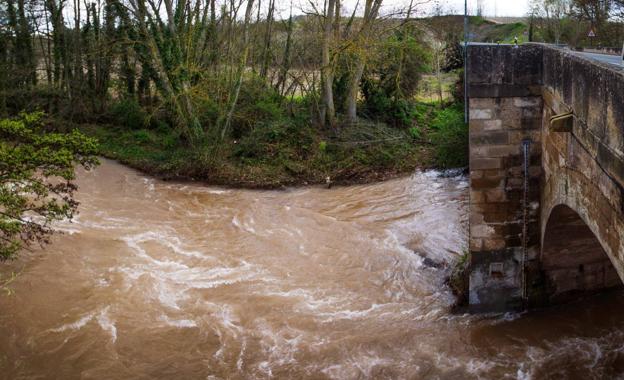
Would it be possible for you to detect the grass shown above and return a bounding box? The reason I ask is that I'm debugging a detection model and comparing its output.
[479,22,528,44]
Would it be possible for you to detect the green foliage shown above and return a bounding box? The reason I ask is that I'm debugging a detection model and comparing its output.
[110,98,148,130]
[408,127,421,140]
[85,107,428,188]
[233,119,312,161]
[448,250,471,308]
[481,22,528,44]
[429,104,468,168]
[229,76,285,138]
[365,30,430,101]
[318,141,327,153]
[361,29,430,127]
[0,112,99,259]
[361,82,420,128]
[450,69,465,104]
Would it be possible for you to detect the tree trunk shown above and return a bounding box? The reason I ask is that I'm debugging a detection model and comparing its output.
[321,0,337,129]
[344,0,382,125]
[345,59,364,124]
[221,0,255,139]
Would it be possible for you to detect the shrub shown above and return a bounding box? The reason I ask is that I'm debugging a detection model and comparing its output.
[363,29,430,103]
[361,29,430,127]
[429,103,468,168]
[318,140,327,153]
[109,98,148,129]
[229,75,285,138]
[408,126,421,140]
[360,82,419,128]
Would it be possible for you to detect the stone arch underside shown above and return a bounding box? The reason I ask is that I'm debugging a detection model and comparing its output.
[541,203,622,301]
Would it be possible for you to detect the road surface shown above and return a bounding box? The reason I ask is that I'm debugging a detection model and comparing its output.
[574,51,624,67]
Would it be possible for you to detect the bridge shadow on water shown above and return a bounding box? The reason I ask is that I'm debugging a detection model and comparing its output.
[470,289,624,378]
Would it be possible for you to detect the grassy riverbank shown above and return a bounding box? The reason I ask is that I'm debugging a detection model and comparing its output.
[76,101,467,188]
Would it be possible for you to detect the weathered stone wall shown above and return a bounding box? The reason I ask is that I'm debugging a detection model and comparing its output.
[539,47,624,302]
[468,45,544,312]
[468,43,624,312]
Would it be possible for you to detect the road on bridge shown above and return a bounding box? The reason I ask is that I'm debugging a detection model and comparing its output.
[468,43,624,67]
[573,51,624,67]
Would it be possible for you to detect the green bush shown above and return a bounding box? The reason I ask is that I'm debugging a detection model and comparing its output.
[408,126,421,140]
[109,98,148,129]
[361,82,419,128]
[361,29,430,127]
[429,103,468,168]
[318,140,327,153]
[230,75,285,138]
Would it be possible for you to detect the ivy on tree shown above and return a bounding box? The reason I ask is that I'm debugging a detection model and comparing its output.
[0,112,98,259]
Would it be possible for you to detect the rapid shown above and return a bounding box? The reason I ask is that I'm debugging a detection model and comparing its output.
[0,159,623,379]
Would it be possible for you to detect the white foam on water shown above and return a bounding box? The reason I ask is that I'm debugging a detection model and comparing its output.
[231,215,258,235]
[65,214,134,231]
[236,337,247,371]
[50,312,95,332]
[322,352,392,379]
[315,303,389,321]
[166,261,268,290]
[153,278,186,309]
[97,306,117,343]
[159,315,197,328]
[254,321,305,376]
[261,288,349,314]
[121,233,193,268]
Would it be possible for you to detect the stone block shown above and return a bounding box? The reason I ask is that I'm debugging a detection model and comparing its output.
[470,238,483,251]
[470,190,486,204]
[484,144,520,158]
[471,158,503,170]
[508,130,541,144]
[470,109,494,120]
[514,97,542,108]
[470,131,509,145]
[472,177,504,189]
[485,188,507,203]
[470,210,485,223]
[470,170,484,179]
[483,238,506,251]
[472,223,497,239]
[483,120,503,131]
[470,98,496,109]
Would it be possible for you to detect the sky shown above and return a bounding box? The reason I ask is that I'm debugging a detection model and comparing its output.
[283,0,531,19]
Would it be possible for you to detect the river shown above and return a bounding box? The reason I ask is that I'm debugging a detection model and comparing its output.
[0,159,623,379]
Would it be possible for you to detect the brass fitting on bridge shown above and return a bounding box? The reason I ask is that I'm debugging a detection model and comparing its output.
[549,111,574,132]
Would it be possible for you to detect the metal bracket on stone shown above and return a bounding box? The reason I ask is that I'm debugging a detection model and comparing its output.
[549,111,574,132]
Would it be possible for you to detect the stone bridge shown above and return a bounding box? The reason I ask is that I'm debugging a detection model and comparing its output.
[467,44,624,312]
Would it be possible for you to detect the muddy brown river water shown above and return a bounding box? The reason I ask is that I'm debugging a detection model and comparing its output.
[1,160,624,379]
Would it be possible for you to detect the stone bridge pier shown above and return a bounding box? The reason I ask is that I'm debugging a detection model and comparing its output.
[468,44,624,312]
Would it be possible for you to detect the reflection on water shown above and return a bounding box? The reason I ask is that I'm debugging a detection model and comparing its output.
[0,159,622,379]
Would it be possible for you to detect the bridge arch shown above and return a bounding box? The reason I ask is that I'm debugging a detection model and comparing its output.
[540,203,623,302]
